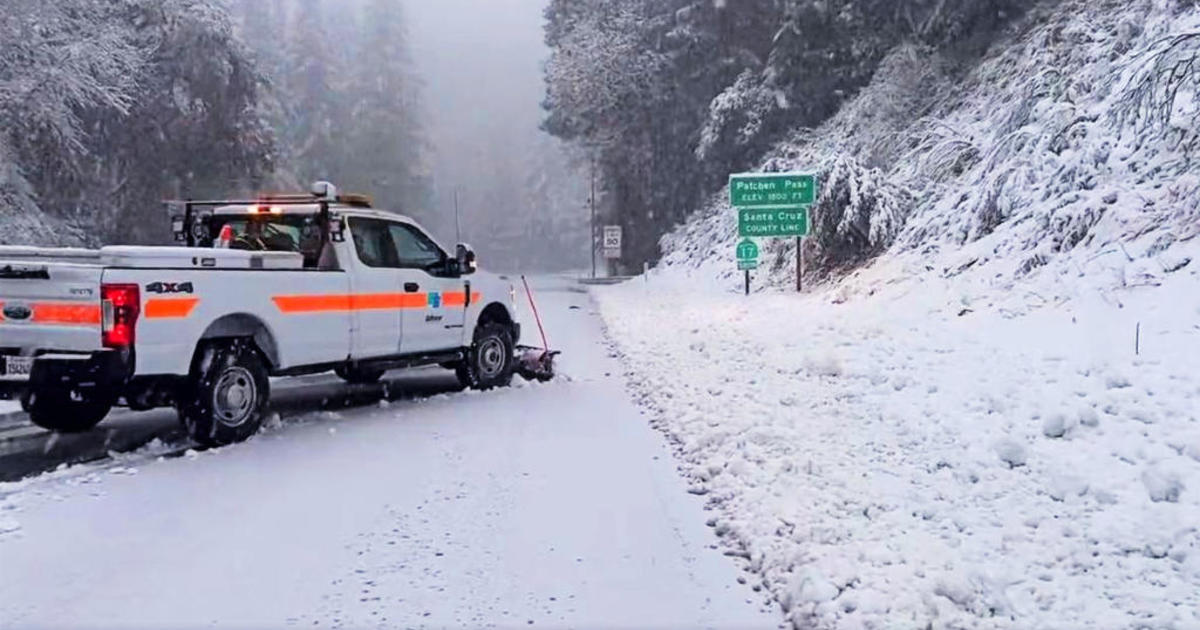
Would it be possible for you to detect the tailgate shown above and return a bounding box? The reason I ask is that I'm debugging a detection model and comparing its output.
[0,261,104,354]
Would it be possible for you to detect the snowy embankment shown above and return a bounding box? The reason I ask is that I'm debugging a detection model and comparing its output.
[595,244,1200,629]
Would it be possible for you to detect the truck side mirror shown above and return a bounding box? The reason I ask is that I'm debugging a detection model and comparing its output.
[456,243,477,275]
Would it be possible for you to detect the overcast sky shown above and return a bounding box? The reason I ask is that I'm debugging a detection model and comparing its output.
[400,0,587,270]
[404,0,549,177]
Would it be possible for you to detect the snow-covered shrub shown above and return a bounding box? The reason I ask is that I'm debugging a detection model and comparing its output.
[810,156,914,265]
[1117,31,1200,147]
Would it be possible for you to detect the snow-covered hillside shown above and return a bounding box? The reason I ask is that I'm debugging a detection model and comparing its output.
[597,1,1200,628]
[662,0,1199,299]
[0,198,83,248]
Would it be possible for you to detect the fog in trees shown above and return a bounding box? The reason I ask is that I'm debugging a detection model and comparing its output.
[0,0,588,273]
[406,0,589,272]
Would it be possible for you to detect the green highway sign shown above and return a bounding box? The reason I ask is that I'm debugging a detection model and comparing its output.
[738,259,759,271]
[730,173,816,208]
[738,207,810,238]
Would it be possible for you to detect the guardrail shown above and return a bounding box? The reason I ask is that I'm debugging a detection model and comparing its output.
[577,276,634,286]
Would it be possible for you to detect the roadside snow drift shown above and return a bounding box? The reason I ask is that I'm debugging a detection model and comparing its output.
[595,244,1200,629]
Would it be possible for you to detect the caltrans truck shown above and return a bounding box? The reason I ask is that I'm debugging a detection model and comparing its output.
[0,182,520,445]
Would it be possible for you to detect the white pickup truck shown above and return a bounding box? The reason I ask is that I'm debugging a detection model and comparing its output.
[0,182,521,445]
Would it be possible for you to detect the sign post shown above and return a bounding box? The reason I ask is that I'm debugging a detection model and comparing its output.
[797,237,803,293]
[729,172,815,293]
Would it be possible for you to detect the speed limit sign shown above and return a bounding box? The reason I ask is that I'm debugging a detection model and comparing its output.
[603,226,622,248]
[603,225,622,259]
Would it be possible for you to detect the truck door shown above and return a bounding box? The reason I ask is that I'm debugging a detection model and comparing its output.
[346,217,405,359]
[386,222,466,355]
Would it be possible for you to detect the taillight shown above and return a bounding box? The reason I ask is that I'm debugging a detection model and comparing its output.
[101,284,140,349]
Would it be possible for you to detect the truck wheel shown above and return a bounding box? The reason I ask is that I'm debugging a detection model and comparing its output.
[26,390,112,434]
[456,322,515,390]
[335,365,386,384]
[178,340,270,447]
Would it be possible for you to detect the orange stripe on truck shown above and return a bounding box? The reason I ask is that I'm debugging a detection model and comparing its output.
[272,294,354,314]
[144,297,200,319]
[271,293,429,314]
[442,291,482,307]
[271,292,482,314]
[31,302,101,326]
[350,293,427,310]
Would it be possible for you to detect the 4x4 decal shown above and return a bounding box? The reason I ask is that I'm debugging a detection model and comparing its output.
[146,282,194,294]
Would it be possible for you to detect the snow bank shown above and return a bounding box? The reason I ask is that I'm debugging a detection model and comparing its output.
[595,238,1200,629]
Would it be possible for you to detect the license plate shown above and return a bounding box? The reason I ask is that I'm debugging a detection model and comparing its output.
[0,356,33,381]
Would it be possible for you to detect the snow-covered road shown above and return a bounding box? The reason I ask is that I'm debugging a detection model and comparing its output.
[0,277,778,629]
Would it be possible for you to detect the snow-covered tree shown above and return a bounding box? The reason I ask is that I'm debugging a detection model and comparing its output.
[282,0,343,183]
[0,0,273,244]
[340,0,430,216]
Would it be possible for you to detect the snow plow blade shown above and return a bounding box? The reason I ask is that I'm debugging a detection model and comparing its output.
[516,346,560,383]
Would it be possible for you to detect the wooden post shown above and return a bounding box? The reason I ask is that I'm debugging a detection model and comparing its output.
[589,155,596,280]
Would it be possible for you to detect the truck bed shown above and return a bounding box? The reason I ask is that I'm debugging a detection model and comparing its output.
[0,246,305,271]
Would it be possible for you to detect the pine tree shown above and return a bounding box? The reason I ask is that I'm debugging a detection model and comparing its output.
[341,0,429,217]
[94,0,275,242]
[231,0,293,190]
[235,0,283,60]
[283,0,343,184]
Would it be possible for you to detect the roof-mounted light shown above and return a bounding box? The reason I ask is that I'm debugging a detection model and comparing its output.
[337,193,373,208]
[310,181,338,201]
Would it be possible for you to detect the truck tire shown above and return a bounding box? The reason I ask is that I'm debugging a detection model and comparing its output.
[456,322,515,390]
[26,390,112,434]
[334,365,386,384]
[178,339,270,447]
